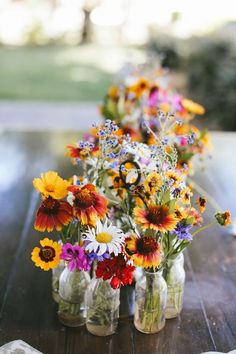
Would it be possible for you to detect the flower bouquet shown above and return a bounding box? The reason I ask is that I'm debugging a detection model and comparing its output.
[30,117,232,334]
[100,64,212,175]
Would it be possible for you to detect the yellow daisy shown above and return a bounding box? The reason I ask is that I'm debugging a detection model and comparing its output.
[33,171,70,200]
[31,238,62,271]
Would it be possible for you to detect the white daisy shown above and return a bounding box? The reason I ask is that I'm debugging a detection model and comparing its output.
[82,219,125,256]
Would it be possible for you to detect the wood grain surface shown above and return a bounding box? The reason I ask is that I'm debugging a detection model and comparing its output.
[0,131,235,354]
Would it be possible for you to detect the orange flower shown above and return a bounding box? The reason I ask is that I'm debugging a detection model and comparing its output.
[180,186,193,204]
[134,204,178,232]
[66,144,99,160]
[215,211,232,227]
[186,207,203,226]
[68,184,108,227]
[116,126,141,141]
[196,197,207,213]
[181,98,205,115]
[124,235,161,268]
[127,78,150,98]
[34,197,73,232]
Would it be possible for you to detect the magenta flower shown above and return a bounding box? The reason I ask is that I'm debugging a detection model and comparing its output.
[60,243,91,272]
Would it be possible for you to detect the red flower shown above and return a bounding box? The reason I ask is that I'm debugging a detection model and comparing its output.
[68,184,108,227]
[95,259,113,280]
[96,254,134,289]
[34,197,73,232]
[66,144,99,160]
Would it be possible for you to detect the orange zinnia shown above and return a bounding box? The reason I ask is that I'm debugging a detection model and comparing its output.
[34,197,73,232]
[134,204,178,232]
[68,184,108,227]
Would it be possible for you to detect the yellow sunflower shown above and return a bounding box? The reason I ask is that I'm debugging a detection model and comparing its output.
[180,186,193,204]
[165,170,182,188]
[33,171,70,200]
[31,238,62,271]
[144,172,162,195]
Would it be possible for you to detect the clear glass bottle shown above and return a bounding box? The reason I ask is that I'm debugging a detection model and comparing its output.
[165,254,185,319]
[52,259,65,303]
[58,267,90,327]
[86,278,120,336]
[134,270,167,334]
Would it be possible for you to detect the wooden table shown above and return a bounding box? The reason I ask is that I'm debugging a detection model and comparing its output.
[0,131,236,354]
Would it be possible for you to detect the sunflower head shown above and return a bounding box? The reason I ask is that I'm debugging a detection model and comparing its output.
[144,172,162,195]
[165,170,182,188]
[180,186,193,204]
[31,238,62,271]
[33,171,70,200]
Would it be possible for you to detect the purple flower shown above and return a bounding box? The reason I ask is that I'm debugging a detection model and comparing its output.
[87,252,110,262]
[60,243,92,272]
[172,222,192,241]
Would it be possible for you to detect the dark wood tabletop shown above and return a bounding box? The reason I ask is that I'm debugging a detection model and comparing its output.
[0,131,236,354]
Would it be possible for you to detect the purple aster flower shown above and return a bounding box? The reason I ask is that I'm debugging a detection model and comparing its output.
[60,243,92,272]
[172,222,192,241]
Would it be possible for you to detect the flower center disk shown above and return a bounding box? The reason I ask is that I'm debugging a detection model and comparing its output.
[75,190,93,208]
[96,232,113,243]
[39,246,55,262]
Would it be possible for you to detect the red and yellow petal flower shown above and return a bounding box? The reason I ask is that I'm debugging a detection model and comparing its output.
[69,184,108,227]
[125,235,161,268]
[34,197,73,232]
[134,204,178,232]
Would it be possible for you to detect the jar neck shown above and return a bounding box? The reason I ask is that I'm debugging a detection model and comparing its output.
[144,269,163,278]
[168,254,182,266]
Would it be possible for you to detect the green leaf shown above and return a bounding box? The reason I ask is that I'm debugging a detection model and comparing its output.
[161,190,171,204]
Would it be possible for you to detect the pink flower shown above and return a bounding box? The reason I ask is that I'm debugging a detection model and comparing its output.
[179,136,188,146]
[60,243,91,271]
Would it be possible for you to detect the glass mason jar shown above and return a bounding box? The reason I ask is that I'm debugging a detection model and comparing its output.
[52,259,65,303]
[86,277,120,336]
[134,270,167,334]
[165,254,185,319]
[58,267,90,327]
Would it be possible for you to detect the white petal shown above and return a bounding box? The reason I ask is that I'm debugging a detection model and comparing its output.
[97,243,107,256]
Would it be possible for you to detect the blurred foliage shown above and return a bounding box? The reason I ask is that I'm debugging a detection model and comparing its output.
[186,41,236,130]
[146,39,180,69]
[146,36,236,130]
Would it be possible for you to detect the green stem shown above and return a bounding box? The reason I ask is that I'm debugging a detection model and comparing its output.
[192,221,217,237]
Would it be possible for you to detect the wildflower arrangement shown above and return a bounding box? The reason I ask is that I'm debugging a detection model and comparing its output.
[100,66,212,174]
[30,66,231,335]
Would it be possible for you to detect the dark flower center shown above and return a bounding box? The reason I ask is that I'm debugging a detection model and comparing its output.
[74,189,94,208]
[137,238,158,254]
[39,246,56,262]
[42,197,60,215]
[146,206,167,225]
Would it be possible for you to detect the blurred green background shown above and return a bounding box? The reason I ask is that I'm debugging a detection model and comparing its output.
[0,0,236,130]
